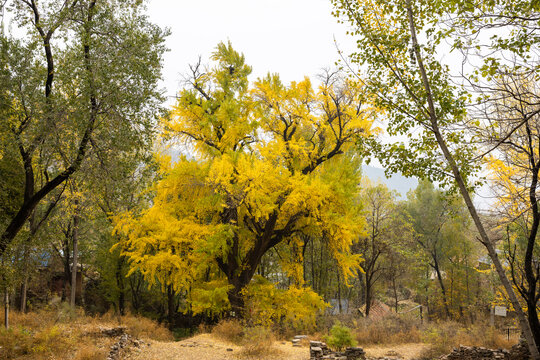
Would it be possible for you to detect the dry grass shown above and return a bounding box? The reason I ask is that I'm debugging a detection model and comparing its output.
[100,312,173,341]
[212,319,244,344]
[237,326,280,358]
[419,321,517,358]
[211,320,281,358]
[363,343,431,360]
[354,313,422,345]
[0,308,172,359]
[72,342,110,360]
[0,319,75,359]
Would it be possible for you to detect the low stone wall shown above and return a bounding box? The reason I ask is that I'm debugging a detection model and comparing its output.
[440,339,530,360]
[309,340,366,360]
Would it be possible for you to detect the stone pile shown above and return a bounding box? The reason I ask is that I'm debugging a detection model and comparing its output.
[344,347,367,359]
[292,335,308,347]
[440,340,530,360]
[309,340,366,360]
[100,326,128,337]
[508,339,530,360]
[440,345,508,359]
[105,330,149,360]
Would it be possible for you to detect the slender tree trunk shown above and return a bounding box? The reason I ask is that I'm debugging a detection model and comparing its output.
[337,271,342,314]
[129,274,142,312]
[392,276,398,313]
[433,260,450,318]
[358,270,365,311]
[70,200,80,308]
[62,247,70,301]
[167,284,175,329]
[365,275,372,317]
[311,241,316,292]
[405,3,540,356]
[116,257,125,316]
[19,277,27,313]
[4,289,8,329]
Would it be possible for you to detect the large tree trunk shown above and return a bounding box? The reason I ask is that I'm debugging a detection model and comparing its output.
[524,154,540,347]
[528,295,540,353]
[227,285,245,318]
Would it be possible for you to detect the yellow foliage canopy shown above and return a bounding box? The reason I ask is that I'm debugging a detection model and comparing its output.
[116,42,376,317]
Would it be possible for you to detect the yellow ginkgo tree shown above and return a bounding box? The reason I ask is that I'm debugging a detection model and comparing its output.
[116,42,376,319]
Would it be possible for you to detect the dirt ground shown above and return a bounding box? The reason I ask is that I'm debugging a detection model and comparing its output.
[129,333,429,360]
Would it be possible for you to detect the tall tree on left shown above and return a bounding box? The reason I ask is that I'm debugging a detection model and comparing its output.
[0,0,167,256]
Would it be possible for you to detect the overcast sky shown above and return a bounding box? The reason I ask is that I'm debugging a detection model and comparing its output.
[145,0,354,100]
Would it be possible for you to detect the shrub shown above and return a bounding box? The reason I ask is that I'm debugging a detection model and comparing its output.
[325,322,357,351]
[239,326,278,358]
[212,319,244,343]
[0,324,73,359]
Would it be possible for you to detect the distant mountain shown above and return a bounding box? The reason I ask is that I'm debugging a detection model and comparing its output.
[362,165,418,199]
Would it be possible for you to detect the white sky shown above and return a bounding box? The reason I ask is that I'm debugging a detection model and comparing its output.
[145,0,354,101]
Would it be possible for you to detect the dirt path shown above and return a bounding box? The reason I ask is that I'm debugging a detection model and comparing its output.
[129,333,308,360]
[129,333,428,360]
[363,343,430,359]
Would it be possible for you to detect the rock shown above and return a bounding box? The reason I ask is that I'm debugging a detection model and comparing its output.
[106,332,147,360]
[310,342,365,360]
[226,348,233,352]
